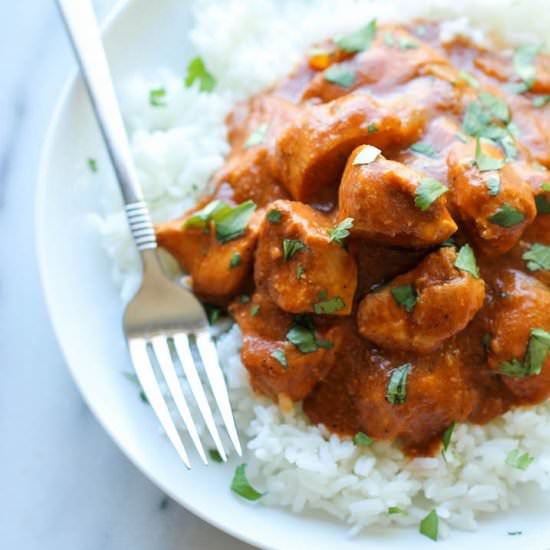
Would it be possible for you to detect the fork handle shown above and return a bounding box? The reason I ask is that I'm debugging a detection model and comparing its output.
[57,0,157,251]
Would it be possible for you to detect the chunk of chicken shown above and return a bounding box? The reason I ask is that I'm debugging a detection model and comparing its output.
[339,147,457,247]
[230,293,347,402]
[155,205,262,302]
[447,140,537,256]
[486,270,550,403]
[352,344,473,455]
[357,247,485,353]
[254,200,357,315]
[274,93,425,202]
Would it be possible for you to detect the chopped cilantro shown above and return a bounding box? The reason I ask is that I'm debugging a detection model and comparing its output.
[209,449,223,463]
[271,349,288,369]
[240,294,251,304]
[499,328,550,378]
[479,91,510,123]
[385,363,411,405]
[245,122,269,148]
[205,304,222,325]
[506,449,534,470]
[388,506,407,515]
[486,175,501,196]
[231,464,264,501]
[184,56,216,92]
[482,332,492,354]
[454,244,480,279]
[352,145,381,165]
[149,88,167,107]
[215,200,257,243]
[415,177,448,211]
[523,243,550,271]
[250,304,260,316]
[513,44,542,90]
[419,509,439,541]
[535,193,550,214]
[533,95,550,108]
[296,264,305,280]
[475,138,505,172]
[543,182,550,192]
[87,158,98,172]
[139,390,149,404]
[442,422,456,453]
[410,141,437,157]
[314,296,345,314]
[488,203,525,227]
[324,66,357,88]
[282,239,306,261]
[229,252,241,269]
[368,122,379,133]
[335,19,377,53]
[391,284,417,313]
[184,199,229,232]
[353,432,374,447]
[327,217,354,246]
[459,70,480,88]
[286,316,332,353]
[266,209,281,224]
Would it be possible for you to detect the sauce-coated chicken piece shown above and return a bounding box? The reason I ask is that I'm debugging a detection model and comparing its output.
[357,247,485,353]
[156,205,262,302]
[230,293,347,402]
[486,270,550,403]
[447,139,537,256]
[339,146,457,247]
[352,344,473,455]
[274,93,425,202]
[254,200,357,315]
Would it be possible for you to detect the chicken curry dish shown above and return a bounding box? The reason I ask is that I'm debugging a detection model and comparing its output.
[156,20,550,456]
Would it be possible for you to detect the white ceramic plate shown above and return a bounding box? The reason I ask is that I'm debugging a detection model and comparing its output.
[37,1,550,548]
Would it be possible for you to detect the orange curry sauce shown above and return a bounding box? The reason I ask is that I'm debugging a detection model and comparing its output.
[156,21,550,456]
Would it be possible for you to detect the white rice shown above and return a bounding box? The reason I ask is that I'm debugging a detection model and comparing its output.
[91,0,550,538]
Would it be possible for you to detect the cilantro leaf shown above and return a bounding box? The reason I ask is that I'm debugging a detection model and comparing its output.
[229,252,241,268]
[313,296,345,314]
[522,243,550,271]
[479,92,510,123]
[335,19,377,53]
[442,421,456,452]
[419,509,439,541]
[415,177,448,210]
[267,209,281,224]
[149,88,167,107]
[459,70,479,88]
[184,56,216,92]
[535,193,550,214]
[245,122,269,148]
[499,327,550,377]
[475,138,505,172]
[87,158,98,172]
[327,217,354,246]
[488,203,525,227]
[286,324,318,353]
[352,145,381,165]
[398,36,419,50]
[385,363,411,405]
[282,239,306,261]
[240,294,251,304]
[410,142,437,157]
[271,349,288,369]
[215,200,257,243]
[368,123,379,133]
[324,66,357,88]
[533,95,550,108]
[209,449,223,463]
[184,200,229,231]
[231,464,264,501]
[506,449,534,470]
[353,432,374,447]
[391,284,417,313]
[296,263,305,280]
[250,304,260,316]
[486,175,501,196]
[513,44,542,90]
[454,244,480,279]
[388,507,407,515]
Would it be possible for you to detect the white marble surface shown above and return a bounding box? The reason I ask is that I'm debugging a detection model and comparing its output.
[0,2,252,548]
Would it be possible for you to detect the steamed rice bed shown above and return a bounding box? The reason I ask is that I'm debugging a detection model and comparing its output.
[90,0,550,539]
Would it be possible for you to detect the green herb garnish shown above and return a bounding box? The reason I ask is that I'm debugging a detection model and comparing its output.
[391,284,417,313]
[231,464,264,501]
[286,316,332,353]
[486,175,501,196]
[419,509,439,541]
[267,209,281,224]
[442,422,456,453]
[385,363,411,405]
[271,349,288,369]
[398,36,418,50]
[535,190,550,214]
[459,70,479,88]
[87,158,98,172]
[282,239,306,261]
[185,56,216,92]
[215,200,257,243]
[229,252,241,268]
[499,328,550,377]
[488,203,525,227]
[454,244,480,279]
[250,304,260,316]
[184,200,227,232]
[353,432,374,447]
[335,19,377,53]
[149,88,167,107]
[533,95,550,107]
[296,264,305,280]
[415,178,448,211]
[506,449,534,470]
[240,294,251,304]
[209,449,223,463]
[475,138,505,172]
[327,217,354,246]
[245,122,269,148]
[314,296,345,314]
[368,123,379,133]
[388,507,407,515]
[205,304,222,325]
[513,44,542,90]
[523,243,550,271]
[324,66,357,88]
[410,142,437,157]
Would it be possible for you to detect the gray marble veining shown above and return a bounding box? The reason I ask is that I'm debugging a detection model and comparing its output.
[0,1,252,548]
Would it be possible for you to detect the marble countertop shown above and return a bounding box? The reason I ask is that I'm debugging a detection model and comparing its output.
[0,2,252,548]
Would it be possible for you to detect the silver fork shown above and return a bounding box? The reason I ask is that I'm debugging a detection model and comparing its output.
[57,0,242,468]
